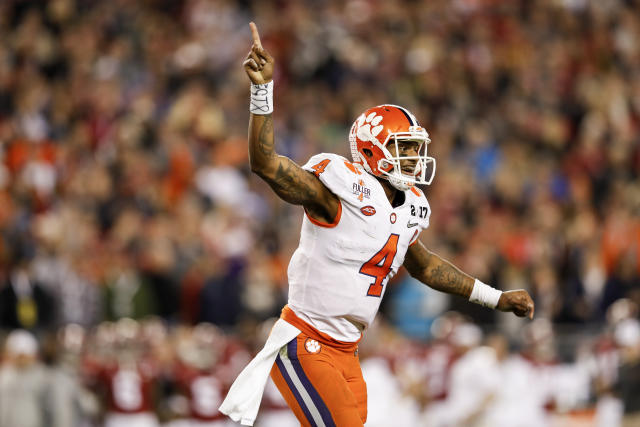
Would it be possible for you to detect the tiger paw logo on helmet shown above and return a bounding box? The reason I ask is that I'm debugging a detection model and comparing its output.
[304,338,321,354]
[355,112,385,143]
[348,104,437,191]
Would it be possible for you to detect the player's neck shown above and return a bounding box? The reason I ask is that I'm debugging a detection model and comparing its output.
[378,178,403,207]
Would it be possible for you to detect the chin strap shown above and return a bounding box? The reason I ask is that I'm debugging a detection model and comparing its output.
[388,176,411,191]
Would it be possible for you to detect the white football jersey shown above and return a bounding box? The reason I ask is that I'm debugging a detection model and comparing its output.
[287,153,431,342]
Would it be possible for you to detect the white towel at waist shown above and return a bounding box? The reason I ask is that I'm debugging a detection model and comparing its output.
[219,318,300,426]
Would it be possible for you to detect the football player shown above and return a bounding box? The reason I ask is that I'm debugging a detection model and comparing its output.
[221,22,535,427]
[89,318,161,427]
[172,324,229,427]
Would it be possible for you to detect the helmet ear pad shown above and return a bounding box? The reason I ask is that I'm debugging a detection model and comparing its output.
[359,143,393,175]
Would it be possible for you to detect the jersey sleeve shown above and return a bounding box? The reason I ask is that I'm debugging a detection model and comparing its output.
[302,153,365,204]
[407,186,431,245]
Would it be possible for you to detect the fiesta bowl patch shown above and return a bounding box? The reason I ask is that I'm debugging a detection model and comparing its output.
[360,206,376,216]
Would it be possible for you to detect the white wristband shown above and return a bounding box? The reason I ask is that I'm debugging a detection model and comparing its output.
[469,279,502,309]
[250,80,273,115]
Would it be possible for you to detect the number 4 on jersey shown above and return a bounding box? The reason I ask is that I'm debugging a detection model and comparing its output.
[360,234,399,297]
[310,159,331,177]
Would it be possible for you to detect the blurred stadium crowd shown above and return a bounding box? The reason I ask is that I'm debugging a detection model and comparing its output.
[0,0,639,425]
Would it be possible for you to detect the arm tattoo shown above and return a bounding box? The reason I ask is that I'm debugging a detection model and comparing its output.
[249,113,330,210]
[426,262,474,298]
[404,243,474,298]
[267,159,318,204]
[258,114,274,156]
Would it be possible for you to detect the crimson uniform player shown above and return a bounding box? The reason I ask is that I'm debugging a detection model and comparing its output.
[220,23,535,427]
[86,319,160,427]
[173,323,249,426]
[399,312,465,409]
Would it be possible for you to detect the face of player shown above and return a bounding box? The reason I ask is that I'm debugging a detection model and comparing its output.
[386,139,422,175]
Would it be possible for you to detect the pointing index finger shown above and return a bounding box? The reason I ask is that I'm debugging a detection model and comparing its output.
[249,22,262,50]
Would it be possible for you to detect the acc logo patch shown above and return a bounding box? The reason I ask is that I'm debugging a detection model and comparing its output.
[360,206,376,216]
[304,339,321,354]
[390,212,397,224]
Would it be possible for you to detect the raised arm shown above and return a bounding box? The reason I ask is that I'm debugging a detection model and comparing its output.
[243,23,339,223]
[404,240,535,319]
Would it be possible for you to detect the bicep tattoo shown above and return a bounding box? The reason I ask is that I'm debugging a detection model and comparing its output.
[266,158,319,205]
[249,115,325,206]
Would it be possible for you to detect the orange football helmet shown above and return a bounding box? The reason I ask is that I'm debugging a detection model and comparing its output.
[349,104,435,190]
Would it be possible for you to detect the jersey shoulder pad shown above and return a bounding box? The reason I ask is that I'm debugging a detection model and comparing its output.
[302,153,366,199]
